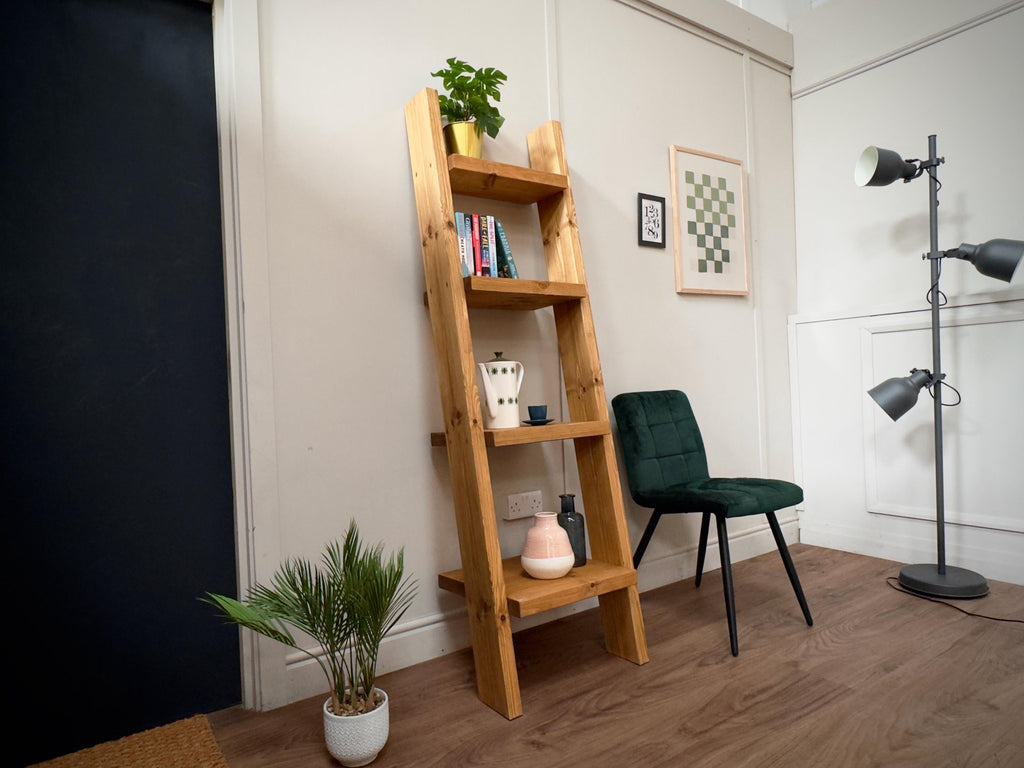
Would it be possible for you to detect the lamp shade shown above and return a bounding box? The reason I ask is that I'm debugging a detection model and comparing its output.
[854,146,919,187]
[953,239,1024,283]
[868,369,932,421]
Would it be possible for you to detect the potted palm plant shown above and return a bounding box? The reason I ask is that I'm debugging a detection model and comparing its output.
[204,521,416,767]
[431,57,507,158]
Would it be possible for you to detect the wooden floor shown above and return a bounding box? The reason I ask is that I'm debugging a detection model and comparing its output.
[209,545,1024,767]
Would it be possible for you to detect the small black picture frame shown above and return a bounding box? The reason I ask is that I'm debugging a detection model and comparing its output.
[637,193,666,248]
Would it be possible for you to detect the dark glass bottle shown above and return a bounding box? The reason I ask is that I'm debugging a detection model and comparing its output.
[557,493,587,567]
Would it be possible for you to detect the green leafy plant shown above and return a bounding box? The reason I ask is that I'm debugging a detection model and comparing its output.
[431,57,507,139]
[204,521,416,716]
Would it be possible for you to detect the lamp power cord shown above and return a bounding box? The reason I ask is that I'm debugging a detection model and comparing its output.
[920,255,962,408]
[927,379,962,407]
[886,577,1024,624]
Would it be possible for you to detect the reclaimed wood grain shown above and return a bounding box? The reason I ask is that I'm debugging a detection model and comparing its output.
[438,557,637,618]
[430,420,609,447]
[405,87,521,719]
[447,154,567,203]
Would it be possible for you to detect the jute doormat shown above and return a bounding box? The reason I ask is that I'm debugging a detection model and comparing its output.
[31,714,229,768]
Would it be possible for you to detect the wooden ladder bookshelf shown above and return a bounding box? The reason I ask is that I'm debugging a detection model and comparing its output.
[405,88,648,720]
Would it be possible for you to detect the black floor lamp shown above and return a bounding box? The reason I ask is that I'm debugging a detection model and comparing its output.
[855,134,1024,599]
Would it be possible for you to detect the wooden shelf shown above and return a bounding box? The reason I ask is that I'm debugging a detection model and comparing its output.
[438,557,638,618]
[431,420,609,447]
[423,276,586,310]
[448,154,568,204]
[463,276,586,310]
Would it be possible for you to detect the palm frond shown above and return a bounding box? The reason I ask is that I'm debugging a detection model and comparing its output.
[201,593,296,648]
[203,519,417,713]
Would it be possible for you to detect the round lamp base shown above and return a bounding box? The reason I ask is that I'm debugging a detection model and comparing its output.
[898,563,989,599]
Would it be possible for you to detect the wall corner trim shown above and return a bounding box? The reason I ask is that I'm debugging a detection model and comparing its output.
[615,0,794,70]
[792,0,1024,100]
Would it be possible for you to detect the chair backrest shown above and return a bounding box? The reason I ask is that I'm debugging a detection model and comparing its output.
[611,390,710,500]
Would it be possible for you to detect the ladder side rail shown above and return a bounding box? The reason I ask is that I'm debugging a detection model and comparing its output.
[527,122,649,665]
[405,88,522,718]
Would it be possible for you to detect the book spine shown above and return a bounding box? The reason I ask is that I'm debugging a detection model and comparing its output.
[495,223,509,278]
[455,212,469,277]
[463,213,471,276]
[471,214,482,276]
[479,214,491,276]
[491,216,507,277]
[486,216,497,278]
[495,219,518,278]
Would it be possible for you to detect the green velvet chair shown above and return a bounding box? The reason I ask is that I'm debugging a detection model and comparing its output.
[611,389,812,656]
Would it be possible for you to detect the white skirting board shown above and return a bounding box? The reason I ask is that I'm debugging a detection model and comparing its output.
[799,513,1024,586]
[274,518,796,709]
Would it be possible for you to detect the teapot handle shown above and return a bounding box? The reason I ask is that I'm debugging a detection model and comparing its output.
[477,362,498,418]
[514,361,525,396]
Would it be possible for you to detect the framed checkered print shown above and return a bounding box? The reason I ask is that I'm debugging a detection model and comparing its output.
[669,145,749,295]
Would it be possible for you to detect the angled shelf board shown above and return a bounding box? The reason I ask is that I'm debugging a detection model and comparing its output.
[430,420,610,447]
[422,276,587,311]
[448,154,568,203]
[438,558,638,618]
[464,276,587,310]
[406,87,647,721]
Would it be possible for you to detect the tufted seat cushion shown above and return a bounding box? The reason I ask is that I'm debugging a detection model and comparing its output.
[612,390,802,517]
[632,477,803,517]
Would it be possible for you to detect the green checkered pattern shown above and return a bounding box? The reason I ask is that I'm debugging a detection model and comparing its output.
[684,170,736,274]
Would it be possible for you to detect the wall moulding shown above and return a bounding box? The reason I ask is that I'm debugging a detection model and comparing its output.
[212,0,281,710]
[792,0,1024,99]
[789,287,1024,328]
[859,307,1024,534]
[614,0,794,72]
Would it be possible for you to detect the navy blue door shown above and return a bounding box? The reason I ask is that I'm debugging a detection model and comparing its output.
[2,2,240,763]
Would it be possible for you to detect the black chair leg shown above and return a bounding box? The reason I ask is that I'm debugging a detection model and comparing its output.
[632,510,662,568]
[766,511,813,626]
[695,511,710,587]
[715,514,739,657]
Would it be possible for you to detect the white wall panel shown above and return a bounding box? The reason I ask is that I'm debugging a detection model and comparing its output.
[252,0,557,709]
[861,310,1024,533]
[790,298,1024,583]
[222,0,797,708]
[556,0,798,568]
[789,0,1024,585]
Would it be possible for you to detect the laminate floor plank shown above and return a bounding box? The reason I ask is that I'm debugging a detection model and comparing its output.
[209,546,1024,768]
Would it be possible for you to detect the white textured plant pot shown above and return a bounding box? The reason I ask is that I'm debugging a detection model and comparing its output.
[323,690,389,767]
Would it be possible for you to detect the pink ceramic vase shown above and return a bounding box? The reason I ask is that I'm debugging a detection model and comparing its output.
[521,512,574,579]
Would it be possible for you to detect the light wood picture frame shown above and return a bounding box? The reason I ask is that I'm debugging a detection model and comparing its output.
[669,145,749,295]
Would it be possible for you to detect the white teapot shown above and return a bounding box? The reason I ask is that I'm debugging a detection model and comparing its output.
[477,352,524,429]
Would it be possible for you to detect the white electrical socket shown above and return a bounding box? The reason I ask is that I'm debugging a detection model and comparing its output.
[505,490,543,520]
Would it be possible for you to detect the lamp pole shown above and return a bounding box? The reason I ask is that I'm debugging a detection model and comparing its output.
[896,134,987,598]
[925,134,946,574]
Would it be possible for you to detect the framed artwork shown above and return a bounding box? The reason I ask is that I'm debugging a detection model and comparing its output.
[669,145,749,295]
[637,193,666,248]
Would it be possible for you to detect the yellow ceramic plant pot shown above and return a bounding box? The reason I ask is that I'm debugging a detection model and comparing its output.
[443,121,482,158]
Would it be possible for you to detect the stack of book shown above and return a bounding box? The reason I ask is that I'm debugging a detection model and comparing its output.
[454,212,520,279]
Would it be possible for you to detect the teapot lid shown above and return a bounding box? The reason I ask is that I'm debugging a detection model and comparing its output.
[488,352,506,362]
